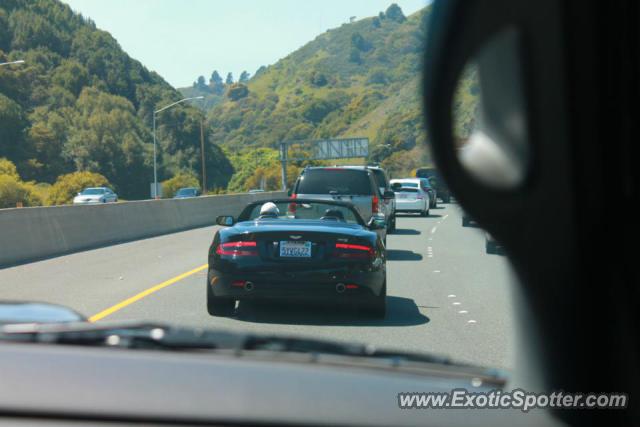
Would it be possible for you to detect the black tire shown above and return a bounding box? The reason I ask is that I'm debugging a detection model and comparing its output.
[462,217,471,227]
[421,205,430,217]
[432,198,438,208]
[388,215,396,233]
[442,195,451,203]
[206,278,235,316]
[362,281,386,318]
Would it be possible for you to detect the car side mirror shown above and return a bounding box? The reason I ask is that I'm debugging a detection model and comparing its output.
[216,215,235,226]
[383,190,395,199]
[367,214,386,230]
[287,188,292,197]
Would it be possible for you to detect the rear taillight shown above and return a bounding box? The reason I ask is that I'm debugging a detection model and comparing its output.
[372,195,380,213]
[332,242,375,259]
[288,193,297,214]
[215,241,258,257]
[417,195,424,200]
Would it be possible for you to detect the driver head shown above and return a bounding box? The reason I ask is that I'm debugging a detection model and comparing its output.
[259,202,280,217]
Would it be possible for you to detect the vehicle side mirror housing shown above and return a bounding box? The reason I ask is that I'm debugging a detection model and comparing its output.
[216,215,235,226]
[287,188,292,197]
[383,190,395,199]
[367,214,386,230]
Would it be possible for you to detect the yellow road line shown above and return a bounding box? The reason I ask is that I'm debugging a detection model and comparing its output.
[88,264,208,322]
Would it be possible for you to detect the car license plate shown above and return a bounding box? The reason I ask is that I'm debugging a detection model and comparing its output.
[398,193,409,199]
[280,241,312,258]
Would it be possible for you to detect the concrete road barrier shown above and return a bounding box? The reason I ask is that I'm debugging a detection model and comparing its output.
[0,192,285,268]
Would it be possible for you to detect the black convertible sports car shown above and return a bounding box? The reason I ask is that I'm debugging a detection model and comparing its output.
[207,199,387,318]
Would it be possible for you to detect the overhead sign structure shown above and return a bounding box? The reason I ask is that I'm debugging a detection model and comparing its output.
[313,138,369,160]
[279,137,369,190]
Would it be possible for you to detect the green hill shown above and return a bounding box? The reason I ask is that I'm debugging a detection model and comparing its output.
[192,4,434,183]
[0,0,233,201]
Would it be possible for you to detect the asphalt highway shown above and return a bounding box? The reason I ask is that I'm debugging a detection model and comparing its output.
[0,203,515,369]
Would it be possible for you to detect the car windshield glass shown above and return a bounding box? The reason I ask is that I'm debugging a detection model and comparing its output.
[80,189,105,195]
[243,201,362,225]
[296,170,373,195]
[0,0,518,382]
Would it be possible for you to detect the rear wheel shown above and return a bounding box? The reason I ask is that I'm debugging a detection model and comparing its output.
[362,281,386,318]
[206,278,235,316]
[388,215,396,233]
[421,203,429,217]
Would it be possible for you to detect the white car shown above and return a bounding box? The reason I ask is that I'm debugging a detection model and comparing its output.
[73,187,118,204]
[390,178,430,216]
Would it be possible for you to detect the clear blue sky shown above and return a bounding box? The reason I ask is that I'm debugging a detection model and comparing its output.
[62,0,429,88]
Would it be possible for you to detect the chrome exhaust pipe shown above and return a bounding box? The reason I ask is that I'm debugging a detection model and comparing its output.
[244,281,254,291]
[336,283,346,293]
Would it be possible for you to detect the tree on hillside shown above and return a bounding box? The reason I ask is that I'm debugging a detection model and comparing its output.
[0,94,26,160]
[194,75,208,90]
[239,70,250,83]
[309,71,328,87]
[0,9,10,51]
[0,157,20,180]
[351,32,371,52]
[372,17,381,28]
[225,72,234,85]
[209,70,224,94]
[63,87,151,198]
[227,83,249,101]
[385,4,406,22]
[51,59,90,96]
[254,65,267,78]
[349,48,362,64]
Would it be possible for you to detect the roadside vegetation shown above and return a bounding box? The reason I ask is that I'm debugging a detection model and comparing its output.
[0,0,233,205]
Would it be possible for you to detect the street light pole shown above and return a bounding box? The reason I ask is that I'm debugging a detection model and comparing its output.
[0,59,25,67]
[153,112,157,198]
[152,96,204,199]
[200,116,206,192]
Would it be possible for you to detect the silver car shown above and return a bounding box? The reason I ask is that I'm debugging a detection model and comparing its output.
[73,187,118,204]
[292,166,392,243]
[390,179,431,216]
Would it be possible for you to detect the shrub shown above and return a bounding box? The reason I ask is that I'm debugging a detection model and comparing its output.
[0,174,42,208]
[0,157,20,179]
[227,83,249,101]
[161,172,200,198]
[48,171,110,205]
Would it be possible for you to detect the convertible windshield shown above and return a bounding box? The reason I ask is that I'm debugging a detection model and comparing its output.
[80,188,106,195]
[242,201,362,225]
